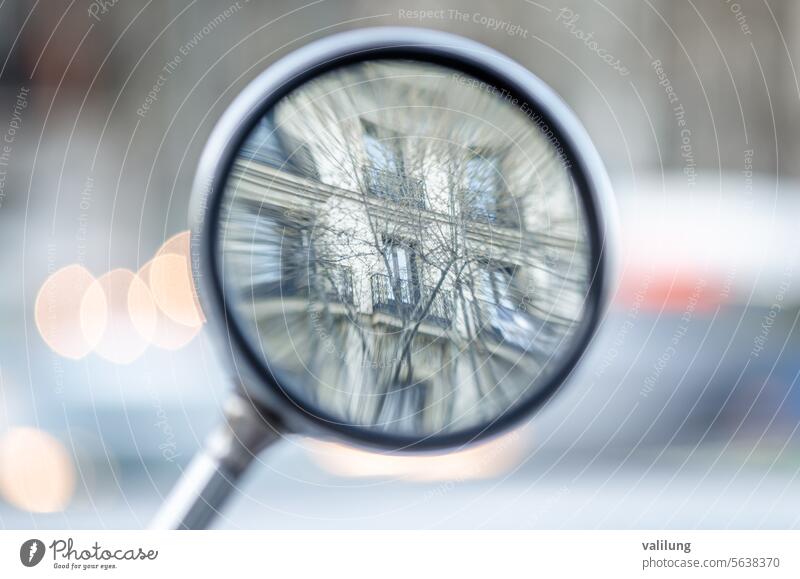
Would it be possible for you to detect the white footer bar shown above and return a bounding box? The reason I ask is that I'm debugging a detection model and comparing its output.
[2,530,798,578]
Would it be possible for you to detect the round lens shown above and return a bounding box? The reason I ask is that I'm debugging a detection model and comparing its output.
[217,59,594,442]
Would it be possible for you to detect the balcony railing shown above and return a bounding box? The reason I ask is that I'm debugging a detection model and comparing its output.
[363,165,426,209]
[370,273,452,327]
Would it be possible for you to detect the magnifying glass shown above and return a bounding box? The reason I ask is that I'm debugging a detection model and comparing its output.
[152,27,616,530]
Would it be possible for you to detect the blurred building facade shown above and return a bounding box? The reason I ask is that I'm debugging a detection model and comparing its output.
[223,60,588,435]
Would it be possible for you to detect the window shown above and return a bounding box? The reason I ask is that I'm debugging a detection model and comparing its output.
[473,261,541,348]
[477,263,517,310]
[463,149,504,222]
[372,239,419,312]
[239,112,318,179]
[225,205,313,298]
[362,119,404,173]
[384,238,421,303]
[361,119,426,208]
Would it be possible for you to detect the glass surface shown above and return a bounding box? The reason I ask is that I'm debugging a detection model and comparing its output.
[219,59,592,439]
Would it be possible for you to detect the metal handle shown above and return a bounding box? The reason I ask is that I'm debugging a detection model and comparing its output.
[150,395,281,530]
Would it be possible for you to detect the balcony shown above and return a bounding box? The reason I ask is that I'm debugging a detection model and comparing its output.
[370,273,452,327]
[363,165,426,209]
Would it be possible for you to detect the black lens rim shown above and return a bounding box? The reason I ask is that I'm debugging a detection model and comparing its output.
[189,26,616,451]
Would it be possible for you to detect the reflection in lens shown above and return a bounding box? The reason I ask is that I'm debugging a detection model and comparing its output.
[220,60,592,438]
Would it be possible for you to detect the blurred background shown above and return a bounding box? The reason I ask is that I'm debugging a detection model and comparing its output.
[0,0,798,529]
